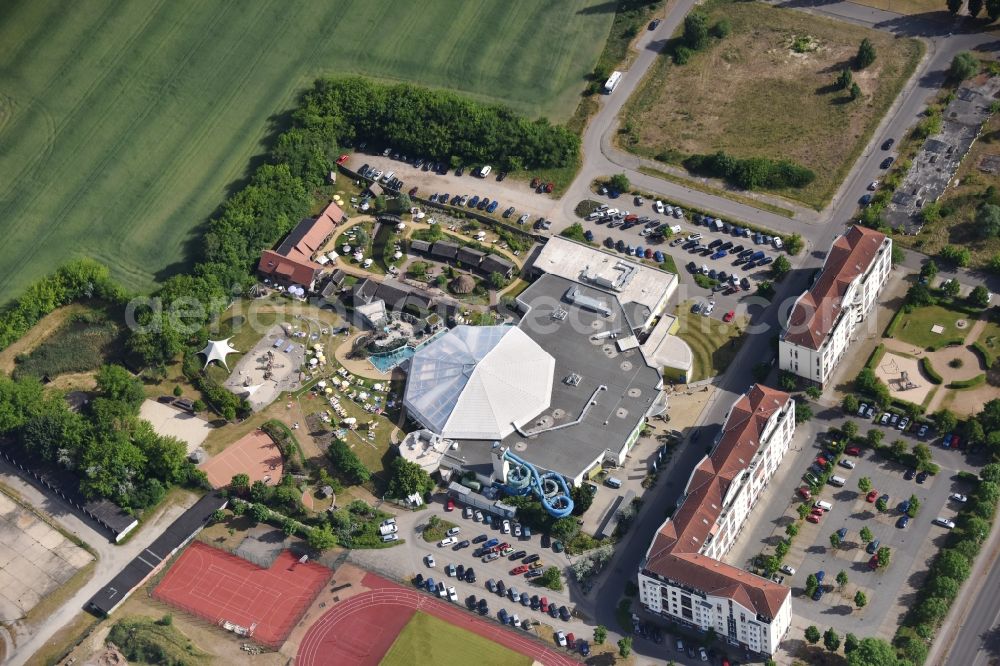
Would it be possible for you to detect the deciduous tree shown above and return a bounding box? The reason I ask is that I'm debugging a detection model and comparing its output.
[824,628,841,652]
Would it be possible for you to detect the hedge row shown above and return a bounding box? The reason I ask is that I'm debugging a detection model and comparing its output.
[884,310,906,338]
[948,374,987,390]
[892,468,1000,664]
[866,343,887,369]
[926,338,965,351]
[921,357,943,385]
[972,341,995,368]
[261,419,306,469]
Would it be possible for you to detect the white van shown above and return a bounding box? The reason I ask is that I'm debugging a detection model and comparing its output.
[478,165,492,178]
[669,224,682,235]
[814,500,833,511]
[829,476,847,487]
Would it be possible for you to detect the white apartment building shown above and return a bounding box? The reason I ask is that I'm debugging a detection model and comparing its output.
[780,226,891,386]
[638,385,795,656]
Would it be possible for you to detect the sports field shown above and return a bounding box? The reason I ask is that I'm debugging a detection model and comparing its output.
[0,0,613,303]
[382,612,532,666]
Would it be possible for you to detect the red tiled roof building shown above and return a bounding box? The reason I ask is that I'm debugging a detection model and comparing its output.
[638,385,795,656]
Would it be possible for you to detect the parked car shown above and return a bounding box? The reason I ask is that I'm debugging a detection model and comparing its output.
[846,446,861,456]
[866,490,879,502]
[882,138,896,150]
[933,517,956,529]
[950,493,969,503]
[867,538,880,554]
[897,515,910,529]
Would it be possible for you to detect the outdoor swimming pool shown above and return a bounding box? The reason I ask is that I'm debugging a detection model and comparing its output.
[368,329,446,374]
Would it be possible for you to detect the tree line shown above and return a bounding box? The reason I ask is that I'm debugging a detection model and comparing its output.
[126,77,579,378]
[946,0,1000,20]
[0,364,206,511]
[683,151,816,191]
[0,259,126,353]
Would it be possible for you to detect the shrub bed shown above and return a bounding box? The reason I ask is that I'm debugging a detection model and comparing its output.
[866,343,887,369]
[948,374,987,389]
[884,310,906,338]
[920,357,943,385]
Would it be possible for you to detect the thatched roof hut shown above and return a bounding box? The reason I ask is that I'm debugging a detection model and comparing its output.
[451,274,476,294]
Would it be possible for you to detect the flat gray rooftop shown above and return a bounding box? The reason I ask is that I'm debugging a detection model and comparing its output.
[453,274,663,480]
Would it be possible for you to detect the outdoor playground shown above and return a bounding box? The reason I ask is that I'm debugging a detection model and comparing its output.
[296,570,577,666]
[153,541,330,648]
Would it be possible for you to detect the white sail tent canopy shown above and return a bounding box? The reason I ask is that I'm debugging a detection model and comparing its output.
[198,338,240,370]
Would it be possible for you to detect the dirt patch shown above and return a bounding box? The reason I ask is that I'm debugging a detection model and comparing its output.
[139,400,214,454]
[622,0,923,208]
[200,430,283,489]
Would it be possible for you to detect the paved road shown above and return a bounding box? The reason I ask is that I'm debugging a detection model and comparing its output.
[0,461,196,666]
[939,528,1000,666]
[547,1,1000,663]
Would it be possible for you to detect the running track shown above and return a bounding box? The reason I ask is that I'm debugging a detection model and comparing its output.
[297,573,579,666]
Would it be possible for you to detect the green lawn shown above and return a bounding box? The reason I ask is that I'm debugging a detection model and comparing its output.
[894,304,972,349]
[674,302,747,381]
[0,0,614,304]
[381,612,532,666]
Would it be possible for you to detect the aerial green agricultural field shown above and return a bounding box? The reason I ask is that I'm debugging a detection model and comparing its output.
[0,0,613,303]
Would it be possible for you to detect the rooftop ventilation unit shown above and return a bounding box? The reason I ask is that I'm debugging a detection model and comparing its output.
[551,307,568,321]
[565,373,582,386]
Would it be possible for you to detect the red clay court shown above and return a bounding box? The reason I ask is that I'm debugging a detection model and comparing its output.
[297,572,578,666]
[200,430,283,489]
[154,541,329,647]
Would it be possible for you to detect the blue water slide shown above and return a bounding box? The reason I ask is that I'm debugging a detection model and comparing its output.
[502,449,574,518]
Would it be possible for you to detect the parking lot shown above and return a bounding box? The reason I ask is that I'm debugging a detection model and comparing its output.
[347,497,595,647]
[725,408,982,646]
[345,152,562,227]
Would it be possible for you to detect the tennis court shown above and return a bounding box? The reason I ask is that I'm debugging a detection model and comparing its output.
[153,541,329,648]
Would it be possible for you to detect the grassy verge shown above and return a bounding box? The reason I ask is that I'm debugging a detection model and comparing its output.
[638,166,796,218]
[422,515,458,543]
[34,612,100,666]
[564,0,664,137]
[623,0,923,209]
[674,302,748,381]
[658,253,678,275]
[382,612,532,666]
